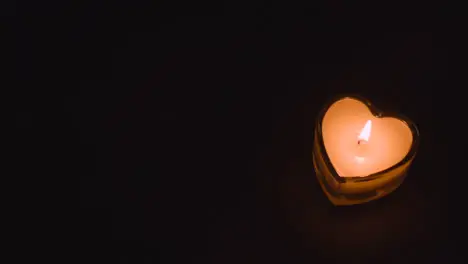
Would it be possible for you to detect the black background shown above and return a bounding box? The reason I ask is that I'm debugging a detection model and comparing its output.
[18,1,451,263]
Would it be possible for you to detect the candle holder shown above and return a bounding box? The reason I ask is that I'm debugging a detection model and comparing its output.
[312,95,419,206]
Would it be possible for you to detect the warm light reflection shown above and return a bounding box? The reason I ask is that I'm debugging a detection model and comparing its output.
[355,156,365,163]
[358,120,372,142]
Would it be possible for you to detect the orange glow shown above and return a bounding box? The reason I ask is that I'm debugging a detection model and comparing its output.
[322,98,412,177]
[358,120,372,142]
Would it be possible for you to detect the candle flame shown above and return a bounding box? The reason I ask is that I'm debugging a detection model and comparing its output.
[358,120,372,142]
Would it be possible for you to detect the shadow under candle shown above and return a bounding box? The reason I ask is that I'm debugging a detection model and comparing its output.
[276,158,429,261]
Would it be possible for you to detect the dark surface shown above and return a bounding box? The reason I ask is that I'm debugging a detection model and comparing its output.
[20,1,450,263]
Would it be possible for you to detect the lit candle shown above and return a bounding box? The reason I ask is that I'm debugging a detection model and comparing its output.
[313,95,419,206]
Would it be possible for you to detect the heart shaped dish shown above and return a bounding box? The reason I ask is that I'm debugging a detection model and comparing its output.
[312,95,419,206]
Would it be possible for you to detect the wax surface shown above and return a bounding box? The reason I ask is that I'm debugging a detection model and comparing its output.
[322,98,413,177]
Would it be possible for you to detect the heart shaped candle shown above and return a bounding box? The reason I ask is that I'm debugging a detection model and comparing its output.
[313,95,419,206]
